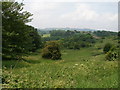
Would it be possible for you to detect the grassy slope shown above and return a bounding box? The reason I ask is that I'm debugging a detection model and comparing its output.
[42,34,50,38]
[2,37,118,88]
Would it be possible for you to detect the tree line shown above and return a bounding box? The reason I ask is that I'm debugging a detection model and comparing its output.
[42,30,96,49]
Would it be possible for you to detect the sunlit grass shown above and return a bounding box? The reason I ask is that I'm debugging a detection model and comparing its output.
[42,34,50,38]
[2,37,118,88]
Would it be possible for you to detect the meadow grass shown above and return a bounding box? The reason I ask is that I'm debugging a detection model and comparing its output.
[42,34,50,38]
[2,37,118,88]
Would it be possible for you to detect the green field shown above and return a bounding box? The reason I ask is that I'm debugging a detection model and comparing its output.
[42,34,50,38]
[2,37,118,88]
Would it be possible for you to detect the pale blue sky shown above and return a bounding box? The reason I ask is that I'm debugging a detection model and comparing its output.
[16,0,118,31]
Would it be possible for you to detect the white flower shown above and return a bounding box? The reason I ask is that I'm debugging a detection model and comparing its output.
[81,64,84,66]
[73,66,75,68]
[75,64,78,66]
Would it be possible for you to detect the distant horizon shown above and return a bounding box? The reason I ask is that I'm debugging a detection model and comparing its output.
[36,27,118,32]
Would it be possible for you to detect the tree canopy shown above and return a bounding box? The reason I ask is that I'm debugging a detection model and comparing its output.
[2,1,41,59]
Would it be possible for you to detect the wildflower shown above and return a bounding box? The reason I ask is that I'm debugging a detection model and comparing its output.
[103,67,106,70]
[73,66,75,68]
[75,64,78,66]
[63,75,65,76]
[81,64,84,67]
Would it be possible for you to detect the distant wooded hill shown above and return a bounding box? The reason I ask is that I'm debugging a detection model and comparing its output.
[37,28,118,37]
[37,28,97,32]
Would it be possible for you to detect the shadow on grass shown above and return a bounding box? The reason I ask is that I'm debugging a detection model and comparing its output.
[22,59,41,64]
[2,59,30,69]
[91,52,104,56]
[2,58,41,69]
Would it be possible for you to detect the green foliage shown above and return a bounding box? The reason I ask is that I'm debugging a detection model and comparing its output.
[103,43,113,54]
[2,2,41,59]
[42,30,96,50]
[62,33,95,49]
[73,42,80,50]
[105,46,118,61]
[93,31,118,38]
[118,31,120,43]
[37,30,50,35]
[42,41,61,60]
[43,30,79,41]
[50,30,66,37]
[28,26,42,52]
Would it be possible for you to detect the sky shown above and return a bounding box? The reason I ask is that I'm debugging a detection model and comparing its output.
[16,0,118,32]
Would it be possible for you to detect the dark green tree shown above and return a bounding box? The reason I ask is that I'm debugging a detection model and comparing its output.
[2,1,34,59]
[28,26,42,52]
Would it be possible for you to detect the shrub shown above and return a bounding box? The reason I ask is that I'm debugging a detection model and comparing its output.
[42,48,52,59]
[51,50,61,60]
[80,43,86,48]
[42,41,61,60]
[103,43,113,53]
[105,48,118,61]
[74,43,80,50]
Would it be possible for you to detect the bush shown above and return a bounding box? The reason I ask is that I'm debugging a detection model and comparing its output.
[103,43,113,53]
[80,43,86,48]
[105,48,118,61]
[74,43,80,50]
[42,41,61,60]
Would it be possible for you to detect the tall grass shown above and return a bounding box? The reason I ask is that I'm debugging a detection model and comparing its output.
[2,37,118,88]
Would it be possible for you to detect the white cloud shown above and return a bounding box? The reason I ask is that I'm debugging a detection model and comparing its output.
[60,3,118,31]
[61,4,117,21]
[61,4,98,21]
[23,1,61,28]
[23,2,59,13]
